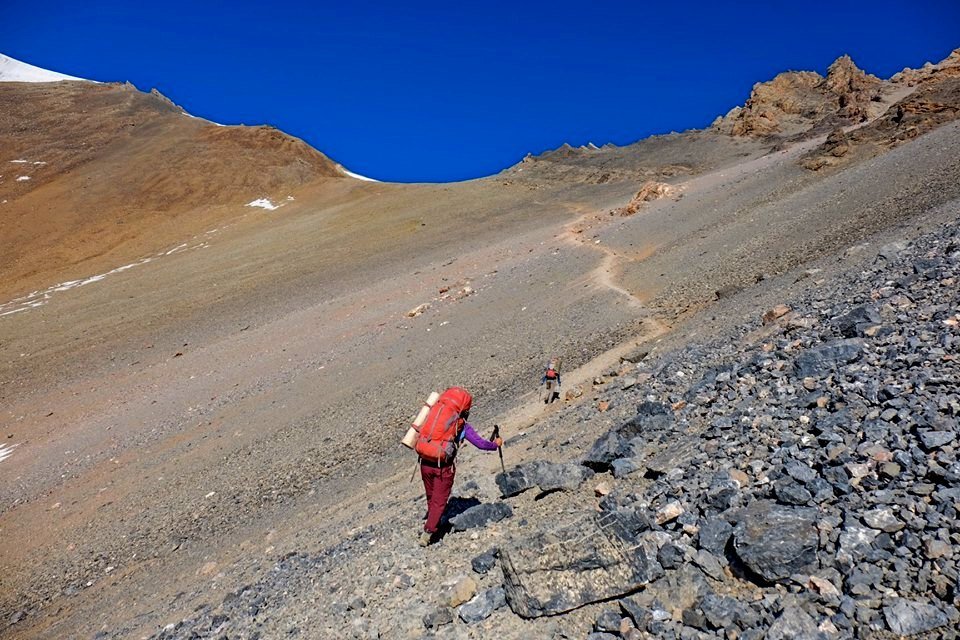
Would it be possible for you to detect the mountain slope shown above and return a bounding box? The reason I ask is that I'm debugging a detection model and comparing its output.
[0,78,344,298]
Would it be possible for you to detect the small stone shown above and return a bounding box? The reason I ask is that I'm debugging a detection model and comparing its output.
[862,508,904,533]
[808,575,840,597]
[422,606,453,630]
[762,304,792,324]
[594,609,623,632]
[655,501,684,524]
[471,550,498,574]
[919,431,956,450]
[595,482,612,497]
[924,539,952,559]
[443,576,477,608]
[406,303,430,318]
[458,586,506,624]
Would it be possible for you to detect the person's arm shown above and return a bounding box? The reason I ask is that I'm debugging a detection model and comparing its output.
[462,423,499,451]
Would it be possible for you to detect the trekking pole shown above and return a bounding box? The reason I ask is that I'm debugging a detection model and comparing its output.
[410,458,419,483]
[491,425,506,473]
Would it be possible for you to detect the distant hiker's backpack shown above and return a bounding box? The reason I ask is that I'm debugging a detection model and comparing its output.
[415,387,472,464]
[545,367,558,380]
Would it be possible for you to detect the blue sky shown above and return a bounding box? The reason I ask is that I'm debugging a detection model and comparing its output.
[2,1,958,182]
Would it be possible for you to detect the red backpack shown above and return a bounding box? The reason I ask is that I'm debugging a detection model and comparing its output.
[415,387,472,464]
[545,368,558,380]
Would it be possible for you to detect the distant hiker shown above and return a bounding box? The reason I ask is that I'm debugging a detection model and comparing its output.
[414,387,501,547]
[541,357,562,404]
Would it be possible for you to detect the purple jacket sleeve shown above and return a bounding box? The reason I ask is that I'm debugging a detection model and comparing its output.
[461,423,499,451]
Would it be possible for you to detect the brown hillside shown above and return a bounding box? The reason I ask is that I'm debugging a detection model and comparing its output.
[0,81,342,298]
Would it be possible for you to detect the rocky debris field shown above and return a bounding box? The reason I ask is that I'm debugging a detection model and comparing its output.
[147,206,960,639]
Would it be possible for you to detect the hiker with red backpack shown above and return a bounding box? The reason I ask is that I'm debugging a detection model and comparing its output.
[541,357,562,404]
[414,387,502,547]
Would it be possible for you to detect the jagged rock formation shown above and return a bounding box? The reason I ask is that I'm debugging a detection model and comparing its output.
[803,48,960,171]
[713,55,884,138]
[618,181,674,216]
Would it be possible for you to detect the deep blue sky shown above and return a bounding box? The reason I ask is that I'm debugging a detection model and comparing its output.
[2,2,958,182]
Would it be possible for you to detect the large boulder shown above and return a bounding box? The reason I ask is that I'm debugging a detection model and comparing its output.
[883,599,951,636]
[450,502,512,531]
[582,402,673,471]
[500,512,659,618]
[731,502,819,583]
[792,339,864,377]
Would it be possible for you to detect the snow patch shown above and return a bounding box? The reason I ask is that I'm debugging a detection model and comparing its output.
[339,166,379,182]
[0,443,19,464]
[9,159,28,164]
[0,53,89,83]
[0,233,215,319]
[16,176,30,182]
[246,198,279,211]
[182,109,226,127]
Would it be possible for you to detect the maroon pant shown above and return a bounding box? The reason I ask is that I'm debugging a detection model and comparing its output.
[421,463,456,533]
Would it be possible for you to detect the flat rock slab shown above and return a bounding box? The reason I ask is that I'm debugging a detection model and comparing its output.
[501,512,657,618]
[732,501,819,583]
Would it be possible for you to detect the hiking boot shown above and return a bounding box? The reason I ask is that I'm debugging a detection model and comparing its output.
[418,531,432,547]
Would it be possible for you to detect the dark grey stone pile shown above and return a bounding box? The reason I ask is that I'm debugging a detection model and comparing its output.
[496,221,960,637]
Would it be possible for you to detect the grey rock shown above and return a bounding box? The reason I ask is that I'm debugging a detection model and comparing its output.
[861,508,903,533]
[422,606,453,630]
[611,457,643,478]
[501,512,658,618]
[766,605,825,640]
[793,339,864,377]
[470,549,498,574]
[732,502,819,583]
[883,599,949,636]
[697,518,733,556]
[458,586,506,624]
[693,549,725,581]
[835,305,881,337]
[593,608,623,632]
[619,597,651,630]
[919,430,956,450]
[495,461,592,497]
[450,502,512,531]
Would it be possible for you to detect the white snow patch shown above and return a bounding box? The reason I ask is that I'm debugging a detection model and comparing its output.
[16,176,30,182]
[9,159,28,164]
[181,109,226,127]
[0,235,209,319]
[246,198,279,211]
[0,53,89,83]
[339,166,379,182]
[0,443,19,464]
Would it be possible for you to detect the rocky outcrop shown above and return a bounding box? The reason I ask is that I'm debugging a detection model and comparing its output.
[802,48,960,172]
[714,54,884,139]
[618,181,674,216]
